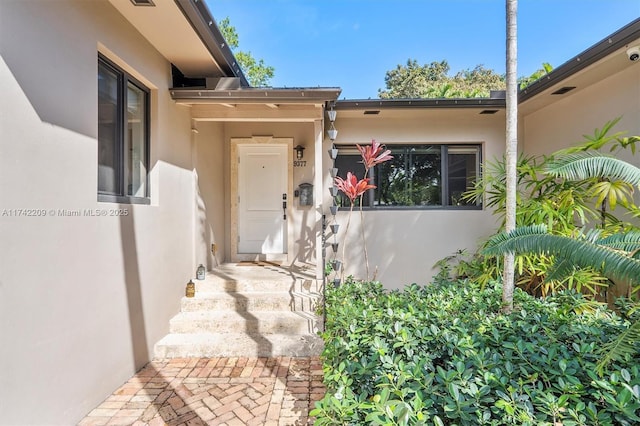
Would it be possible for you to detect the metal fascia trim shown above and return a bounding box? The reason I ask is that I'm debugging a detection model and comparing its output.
[170,88,342,103]
[173,0,249,86]
[519,18,640,102]
[334,98,506,110]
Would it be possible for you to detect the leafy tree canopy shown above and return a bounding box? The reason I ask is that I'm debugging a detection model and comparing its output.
[218,17,275,87]
[378,59,553,99]
[518,62,553,90]
[378,59,505,98]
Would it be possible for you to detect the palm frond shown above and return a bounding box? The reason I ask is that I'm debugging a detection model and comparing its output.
[546,151,640,186]
[597,232,640,252]
[561,117,625,153]
[544,257,576,282]
[596,318,640,375]
[584,228,603,243]
[483,225,640,284]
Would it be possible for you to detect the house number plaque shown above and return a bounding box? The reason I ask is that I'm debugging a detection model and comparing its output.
[293,160,307,167]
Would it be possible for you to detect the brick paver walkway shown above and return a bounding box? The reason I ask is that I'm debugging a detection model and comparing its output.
[79,357,325,426]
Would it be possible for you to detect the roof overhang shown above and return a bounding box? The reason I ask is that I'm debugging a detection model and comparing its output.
[331,93,507,122]
[108,0,247,83]
[335,97,506,110]
[171,87,341,105]
[173,87,342,122]
[519,18,640,114]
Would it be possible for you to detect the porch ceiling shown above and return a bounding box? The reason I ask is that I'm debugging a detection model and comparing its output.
[174,87,340,122]
[190,103,324,122]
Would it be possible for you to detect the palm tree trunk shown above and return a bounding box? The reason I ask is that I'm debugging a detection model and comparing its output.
[503,0,518,312]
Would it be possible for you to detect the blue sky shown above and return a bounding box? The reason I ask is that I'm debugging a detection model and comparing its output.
[206,0,640,99]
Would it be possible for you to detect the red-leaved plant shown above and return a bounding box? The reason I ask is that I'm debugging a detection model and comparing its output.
[334,140,392,280]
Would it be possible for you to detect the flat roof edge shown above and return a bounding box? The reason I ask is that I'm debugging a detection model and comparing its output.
[170,87,342,102]
[334,98,506,109]
[519,18,640,102]
[174,0,250,86]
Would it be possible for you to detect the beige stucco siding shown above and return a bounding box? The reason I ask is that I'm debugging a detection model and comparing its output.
[523,65,640,163]
[325,110,504,289]
[194,122,227,271]
[522,64,640,218]
[0,1,194,424]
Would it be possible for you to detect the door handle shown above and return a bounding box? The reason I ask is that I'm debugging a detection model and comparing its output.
[282,194,287,220]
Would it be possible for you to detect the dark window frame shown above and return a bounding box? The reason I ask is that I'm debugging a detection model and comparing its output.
[98,54,150,205]
[334,143,482,210]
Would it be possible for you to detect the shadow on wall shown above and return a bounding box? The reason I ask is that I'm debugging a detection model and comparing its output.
[294,207,315,266]
[195,178,220,271]
[1,1,109,139]
[119,208,149,369]
[335,210,425,286]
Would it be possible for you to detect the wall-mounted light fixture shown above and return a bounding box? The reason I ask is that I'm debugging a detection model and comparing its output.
[294,145,305,160]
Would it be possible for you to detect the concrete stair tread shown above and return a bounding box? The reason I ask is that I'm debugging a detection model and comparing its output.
[193,269,323,293]
[204,264,315,281]
[154,332,324,358]
[169,310,322,334]
[172,310,320,321]
[194,282,321,293]
[186,290,322,298]
[180,292,321,313]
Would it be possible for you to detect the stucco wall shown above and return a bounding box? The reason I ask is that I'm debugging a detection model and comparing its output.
[221,121,320,267]
[523,65,640,163]
[522,64,640,220]
[325,110,504,289]
[194,122,226,270]
[0,1,193,424]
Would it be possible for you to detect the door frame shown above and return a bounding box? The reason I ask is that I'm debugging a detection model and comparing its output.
[230,136,294,263]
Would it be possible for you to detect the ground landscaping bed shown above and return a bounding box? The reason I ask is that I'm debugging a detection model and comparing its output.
[311,279,640,425]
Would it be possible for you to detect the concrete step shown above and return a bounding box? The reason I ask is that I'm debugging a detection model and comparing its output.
[193,266,322,294]
[153,264,326,359]
[194,277,322,294]
[154,332,324,358]
[169,311,323,334]
[181,291,322,312]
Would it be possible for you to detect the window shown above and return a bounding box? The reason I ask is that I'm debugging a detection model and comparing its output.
[98,54,150,203]
[334,144,481,209]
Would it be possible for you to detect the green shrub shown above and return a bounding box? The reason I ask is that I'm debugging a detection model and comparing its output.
[311,280,640,425]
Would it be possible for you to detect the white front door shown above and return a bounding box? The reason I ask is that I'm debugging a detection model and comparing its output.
[238,144,288,254]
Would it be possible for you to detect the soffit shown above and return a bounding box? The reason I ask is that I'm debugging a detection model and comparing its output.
[190,103,324,122]
[107,0,223,77]
[519,17,640,116]
[520,40,640,115]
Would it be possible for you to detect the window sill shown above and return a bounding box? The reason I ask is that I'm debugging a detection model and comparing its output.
[98,194,150,205]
